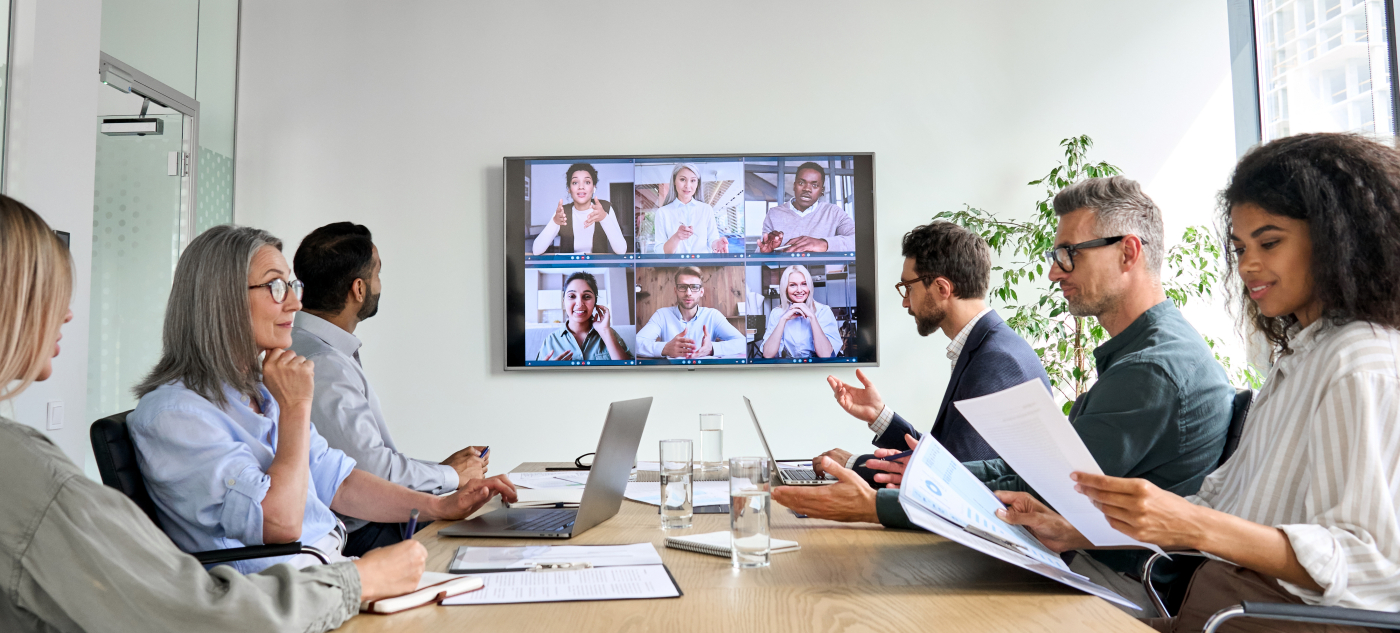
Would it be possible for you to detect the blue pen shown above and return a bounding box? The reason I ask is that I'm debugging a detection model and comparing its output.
[478,446,490,460]
[873,449,914,462]
[404,508,419,540]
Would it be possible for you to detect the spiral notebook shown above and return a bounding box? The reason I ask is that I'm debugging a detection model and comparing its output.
[663,531,800,558]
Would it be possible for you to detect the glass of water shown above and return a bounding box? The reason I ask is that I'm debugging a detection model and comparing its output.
[660,439,693,529]
[729,456,771,568]
[699,414,723,473]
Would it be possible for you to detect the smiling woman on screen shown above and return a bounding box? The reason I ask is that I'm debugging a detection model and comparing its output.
[536,271,633,361]
[760,264,841,359]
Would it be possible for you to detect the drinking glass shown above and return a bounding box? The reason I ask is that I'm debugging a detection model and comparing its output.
[660,439,693,529]
[729,456,771,568]
[699,414,724,473]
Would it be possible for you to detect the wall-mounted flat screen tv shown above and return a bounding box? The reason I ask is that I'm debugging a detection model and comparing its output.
[504,153,877,370]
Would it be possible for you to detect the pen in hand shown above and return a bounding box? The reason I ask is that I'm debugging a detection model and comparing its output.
[403,508,419,541]
[477,446,490,460]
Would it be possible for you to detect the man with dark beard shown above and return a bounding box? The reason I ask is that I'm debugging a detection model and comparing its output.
[809,221,1050,484]
[290,222,488,556]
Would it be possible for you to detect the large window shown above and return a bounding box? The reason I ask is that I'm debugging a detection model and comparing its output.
[1243,0,1398,144]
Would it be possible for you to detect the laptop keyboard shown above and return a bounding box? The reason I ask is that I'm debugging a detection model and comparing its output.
[507,509,577,532]
[783,468,833,481]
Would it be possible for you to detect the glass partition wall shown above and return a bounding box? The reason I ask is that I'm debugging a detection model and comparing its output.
[86,0,239,424]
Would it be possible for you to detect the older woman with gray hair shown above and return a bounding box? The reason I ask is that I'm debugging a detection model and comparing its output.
[127,225,515,575]
[652,162,728,254]
[0,200,431,631]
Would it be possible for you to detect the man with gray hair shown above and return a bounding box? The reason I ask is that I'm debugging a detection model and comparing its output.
[963,175,1233,612]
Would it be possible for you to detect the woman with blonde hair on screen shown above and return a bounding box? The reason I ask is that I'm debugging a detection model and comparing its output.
[0,196,431,631]
[652,162,728,254]
[760,264,842,359]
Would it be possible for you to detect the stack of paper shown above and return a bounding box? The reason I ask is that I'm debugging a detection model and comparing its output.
[623,481,729,507]
[664,531,800,558]
[507,472,588,489]
[896,402,1138,609]
[507,488,585,508]
[449,543,662,573]
[954,379,1164,553]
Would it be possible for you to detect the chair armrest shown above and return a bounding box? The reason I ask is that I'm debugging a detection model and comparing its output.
[1141,550,1209,618]
[192,542,330,566]
[1204,602,1400,633]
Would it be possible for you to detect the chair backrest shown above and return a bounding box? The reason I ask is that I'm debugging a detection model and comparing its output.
[89,410,161,525]
[1218,388,1254,468]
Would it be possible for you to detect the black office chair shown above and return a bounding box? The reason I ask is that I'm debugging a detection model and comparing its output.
[1136,389,1399,631]
[90,411,328,566]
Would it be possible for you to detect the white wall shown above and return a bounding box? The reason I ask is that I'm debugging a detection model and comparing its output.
[234,1,1239,471]
[4,0,103,465]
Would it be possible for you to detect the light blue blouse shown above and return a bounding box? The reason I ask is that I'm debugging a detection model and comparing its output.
[760,303,844,358]
[127,381,356,574]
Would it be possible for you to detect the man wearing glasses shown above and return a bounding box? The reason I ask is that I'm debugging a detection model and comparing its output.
[805,221,1049,484]
[778,177,1234,613]
[289,222,489,557]
[635,267,746,359]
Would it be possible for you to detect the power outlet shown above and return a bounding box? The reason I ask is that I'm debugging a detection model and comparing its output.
[46,401,63,430]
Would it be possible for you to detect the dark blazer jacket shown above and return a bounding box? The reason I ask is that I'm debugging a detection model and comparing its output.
[854,310,1050,485]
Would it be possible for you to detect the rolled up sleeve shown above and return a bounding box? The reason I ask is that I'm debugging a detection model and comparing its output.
[129,407,276,546]
[307,424,356,508]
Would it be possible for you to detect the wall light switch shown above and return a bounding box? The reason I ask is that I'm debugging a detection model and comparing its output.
[46,401,64,430]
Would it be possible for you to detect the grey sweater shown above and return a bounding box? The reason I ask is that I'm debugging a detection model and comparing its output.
[0,417,361,633]
[760,201,856,252]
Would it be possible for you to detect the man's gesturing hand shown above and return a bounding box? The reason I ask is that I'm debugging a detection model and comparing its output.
[771,457,879,524]
[827,368,885,424]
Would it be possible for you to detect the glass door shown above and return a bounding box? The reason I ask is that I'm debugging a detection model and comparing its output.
[87,55,199,421]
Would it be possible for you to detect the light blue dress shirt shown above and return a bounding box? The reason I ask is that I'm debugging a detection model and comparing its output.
[128,381,357,574]
[760,302,843,358]
[290,313,458,533]
[635,306,746,358]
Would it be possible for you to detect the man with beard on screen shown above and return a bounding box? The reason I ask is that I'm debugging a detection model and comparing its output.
[291,222,489,556]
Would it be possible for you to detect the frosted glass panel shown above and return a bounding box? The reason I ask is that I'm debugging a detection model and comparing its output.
[87,114,185,421]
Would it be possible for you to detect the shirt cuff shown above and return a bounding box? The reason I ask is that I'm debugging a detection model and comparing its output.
[875,488,919,530]
[1277,523,1345,605]
[844,453,860,469]
[440,463,461,492]
[869,406,895,436]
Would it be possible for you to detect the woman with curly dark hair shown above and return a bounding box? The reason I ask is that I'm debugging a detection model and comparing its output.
[994,133,1400,632]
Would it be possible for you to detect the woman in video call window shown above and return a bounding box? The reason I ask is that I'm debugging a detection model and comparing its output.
[531,163,628,256]
[760,265,842,359]
[536,272,634,361]
[652,163,727,254]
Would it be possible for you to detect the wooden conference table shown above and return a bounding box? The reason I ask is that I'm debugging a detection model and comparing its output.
[340,462,1152,633]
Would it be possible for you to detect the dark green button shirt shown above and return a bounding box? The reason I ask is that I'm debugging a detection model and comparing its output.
[878,301,1233,574]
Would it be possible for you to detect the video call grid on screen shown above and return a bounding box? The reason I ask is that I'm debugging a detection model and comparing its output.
[504,153,878,370]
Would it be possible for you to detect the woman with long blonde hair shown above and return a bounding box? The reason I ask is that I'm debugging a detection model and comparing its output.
[760,264,842,358]
[651,162,728,254]
[0,196,429,631]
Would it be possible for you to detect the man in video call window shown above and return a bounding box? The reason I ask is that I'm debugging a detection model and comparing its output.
[756,162,856,253]
[635,267,746,359]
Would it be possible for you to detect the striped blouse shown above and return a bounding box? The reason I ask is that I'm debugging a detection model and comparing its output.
[1188,319,1400,610]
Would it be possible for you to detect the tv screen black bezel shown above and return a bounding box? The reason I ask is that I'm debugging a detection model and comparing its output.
[503,152,878,371]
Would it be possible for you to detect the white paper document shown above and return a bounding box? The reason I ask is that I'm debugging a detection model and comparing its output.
[449,543,662,573]
[953,379,1164,554]
[507,488,584,508]
[897,422,1138,610]
[441,565,680,605]
[507,472,589,489]
[623,481,729,507]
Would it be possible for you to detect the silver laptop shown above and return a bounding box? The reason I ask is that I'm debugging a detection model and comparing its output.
[743,396,835,486]
[439,397,652,538]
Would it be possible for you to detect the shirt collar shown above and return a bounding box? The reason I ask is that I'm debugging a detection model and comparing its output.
[789,199,819,217]
[947,307,994,365]
[1092,300,1175,373]
[294,311,363,359]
